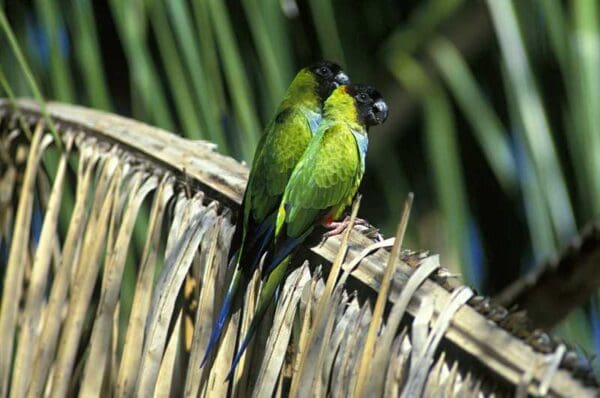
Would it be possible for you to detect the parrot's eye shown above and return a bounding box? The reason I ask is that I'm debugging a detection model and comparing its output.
[317,66,331,77]
[357,92,369,103]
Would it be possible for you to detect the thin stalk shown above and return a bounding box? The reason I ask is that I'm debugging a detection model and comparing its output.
[68,0,113,111]
[34,0,75,103]
[165,0,228,151]
[487,0,576,243]
[108,0,175,130]
[206,0,261,161]
[307,0,346,65]
[242,0,287,109]
[0,9,63,151]
[430,38,517,195]
[148,0,203,139]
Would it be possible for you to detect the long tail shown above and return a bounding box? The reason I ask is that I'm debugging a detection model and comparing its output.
[239,222,274,276]
[262,226,313,276]
[229,212,276,273]
[204,213,277,368]
[238,213,276,274]
[225,257,290,381]
[201,268,242,367]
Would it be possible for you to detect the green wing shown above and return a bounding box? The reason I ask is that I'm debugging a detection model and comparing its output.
[230,107,314,275]
[248,108,314,222]
[280,123,363,238]
[207,107,317,367]
[262,123,364,276]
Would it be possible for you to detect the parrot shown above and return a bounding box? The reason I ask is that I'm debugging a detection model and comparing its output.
[201,61,350,367]
[225,84,389,379]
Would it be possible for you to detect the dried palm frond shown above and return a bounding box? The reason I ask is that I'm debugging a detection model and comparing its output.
[496,220,600,329]
[0,99,597,397]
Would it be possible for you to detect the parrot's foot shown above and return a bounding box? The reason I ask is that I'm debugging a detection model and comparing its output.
[322,217,384,241]
[322,216,369,237]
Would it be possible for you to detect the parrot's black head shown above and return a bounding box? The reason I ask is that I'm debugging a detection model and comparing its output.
[309,60,350,100]
[347,84,389,127]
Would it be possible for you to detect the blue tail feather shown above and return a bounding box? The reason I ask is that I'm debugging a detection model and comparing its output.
[264,227,313,276]
[240,222,274,275]
[251,212,276,242]
[205,213,277,369]
[201,271,241,367]
[225,258,290,381]
[226,249,239,269]
[225,329,254,381]
[238,213,276,274]
[241,212,276,257]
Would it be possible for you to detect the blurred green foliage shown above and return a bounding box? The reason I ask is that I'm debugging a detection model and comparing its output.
[2,0,600,358]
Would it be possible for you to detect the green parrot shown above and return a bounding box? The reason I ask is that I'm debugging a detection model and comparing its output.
[225,84,388,379]
[201,61,349,366]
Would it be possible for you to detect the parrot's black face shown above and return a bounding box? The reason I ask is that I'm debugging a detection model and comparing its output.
[309,60,350,101]
[347,84,389,127]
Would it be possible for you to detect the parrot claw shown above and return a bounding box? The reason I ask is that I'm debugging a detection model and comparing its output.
[323,216,384,241]
[322,222,346,237]
[322,216,369,237]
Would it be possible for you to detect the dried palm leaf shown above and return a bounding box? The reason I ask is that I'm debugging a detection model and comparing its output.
[0,100,596,398]
[0,122,50,398]
[496,220,600,328]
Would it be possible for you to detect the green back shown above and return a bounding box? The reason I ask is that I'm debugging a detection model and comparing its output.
[242,67,322,227]
[248,108,315,222]
[276,86,368,239]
